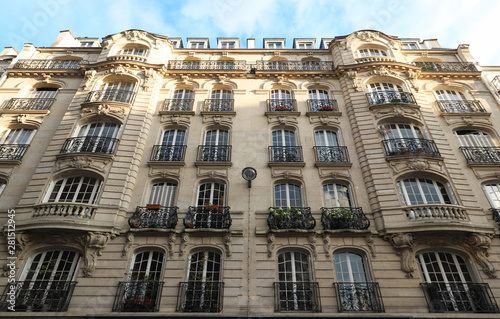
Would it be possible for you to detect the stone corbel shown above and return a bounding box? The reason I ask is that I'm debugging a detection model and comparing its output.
[82,70,96,90]
[464,233,496,278]
[365,234,376,258]
[81,232,113,277]
[386,233,415,278]
[167,232,176,258]
[196,168,228,178]
[121,233,134,258]
[308,234,317,259]
[267,233,275,258]
[203,115,233,127]
[161,114,191,126]
[322,233,331,257]
[223,233,232,258]
[81,104,126,119]
[142,68,156,91]
[179,233,189,256]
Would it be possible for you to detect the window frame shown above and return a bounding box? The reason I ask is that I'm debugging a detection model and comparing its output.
[274,182,304,207]
[148,181,178,207]
[196,182,226,207]
[397,177,453,206]
[322,183,353,207]
[45,176,103,204]
[357,48,388,58]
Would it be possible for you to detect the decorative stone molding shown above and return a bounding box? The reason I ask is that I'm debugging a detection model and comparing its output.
[368,66,398,78]
[322,233,331,257]
[271,169,303,180]
[308,234,317,259]
[373,105,421,121]
[267,232,275,258]
[224,233,232,258]
[464,233,496,278]
[442,115,491,127]
[345,70,360,91]
[389,158,443,175]
[196,167,228,179]
[355,31,379,42]
[167,232,176,258]
[308,115,340,126]
[203,115,233,127]
[142,68,157,91]
[470,168,500,181]
[124,30,147,42]
[83,70,96,90]
[81,104,126,119]
[365,234,376,258]
[405,69,420,92]
[148,168,181,179]
[318,168,351,181]
[122,233,134,257]
[80,232,114,277]
[386,233,415,278]
[179,232,189,256]
[56,156,111,173]
[267,115,299,126]
[161,114,191,126]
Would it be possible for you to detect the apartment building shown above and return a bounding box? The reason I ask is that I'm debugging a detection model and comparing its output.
[0,29,499,318]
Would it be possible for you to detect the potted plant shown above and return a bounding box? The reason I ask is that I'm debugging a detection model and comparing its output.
[146,204,162,210]
[205,203,219,210]
[329,207,354,229]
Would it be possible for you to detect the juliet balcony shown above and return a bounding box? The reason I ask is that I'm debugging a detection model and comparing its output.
[3,98,55,111]
[183,206,232,229]
[321,207,370,230]
[267,207,316,230]
[313,146,350,163]
[167,60,247,71]
[366,91,417,106]
[0,144,29,160]
[307,99,339,112]
[415,61,478,72]
[256,60,334,71]
[85,89,136,104]
[460,147,500,164]
[382,138,441,157]
[112,281,164,312]
[150,145,186,162]
[274,281,321,312]
[12,59,88,69]
[162,99,194,112]
[197,145,231,162]
[437,100,486,113]
[269,146,303,163]
[128,206,178,229]
[204,99,234,112]
[267,99,297,112]
[60,136,119,155]
[176,281,224,312]
[333,282,384,312]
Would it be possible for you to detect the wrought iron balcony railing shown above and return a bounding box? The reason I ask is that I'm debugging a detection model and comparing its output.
[492,208,500,226]
[267,99,297,112]
[269,146,303,163]
[85,89,136,104]
[150,145,186,161]
[112,281,164,312]
[460,147,500,164]
[0,144,29,160]
[420,282,499,313]
[268,207,315,230]
[204,99,234,112]
[436,100,486,113]
[0,280,76,312]
[314,146,350,163]
[366,91,417,106]
[168,60,247,70]
[404,204,467,221]
[177,281,224,312]
[415,61,478,72]
[274,281,321,312]
[333,282,384,312]
[128,206,178,229]
[162,99,194,111]
[12,59,88,69]
[184,206,232,229]
[321,207,370,230]
[197,145,231,162]
[307,99,339,112]
[382,138,441,157]
[32,203,97,219]
[3,98,56,111]
[60,136,119,155]
[256,61,334,71]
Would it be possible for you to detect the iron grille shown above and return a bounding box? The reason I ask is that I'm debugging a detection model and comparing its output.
[0,144,29,160]
[267,207,315,230]
[460,147,500,164]
[437,100,486,113]
[321,207,370,230]
[382,138,440,157]
[150,145,186,161]
[3,98,55,110]
[128,206,178,229]
[177,281,224,312]
[334,282,384,312]
[313,146,349,163]
[307,99,339,112]
[204,99,234,111]
[162,99,194,111]
[60,136,119,155]
[268,146,303,162]
[274,281,321,312]
[197,145,231,162]
[415,62,478,72]
[184,206,232,229]
[267,99,296,111]
[85,89,136,104]
[112,281,164,312]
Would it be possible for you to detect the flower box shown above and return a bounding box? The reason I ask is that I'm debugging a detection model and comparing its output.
[146,204,162,210]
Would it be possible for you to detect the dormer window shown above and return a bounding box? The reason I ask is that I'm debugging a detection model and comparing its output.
[80,42,94,47]
[296,42,313,49]
[357,48,387,58]
[402,42,419,50]
[267,42,282,49]
[190,42,205,49]
[220,42,235,49]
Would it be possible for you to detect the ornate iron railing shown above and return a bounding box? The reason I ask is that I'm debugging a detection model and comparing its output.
[420,282,499,313]
[177,281,224,312]
[12,59,88,69]
[267,99,297,111]
[269,146,303,162]
[415,61,478,72]
[128,206,178,229]
[436,100,486,113]
[85,89,136,104]
[60,136,119,155]
[184,206,232,229]
[0,144,29,160]
[256,61,334,71]
[3,98,56,110]
[274,281,321,312]
[267,207,315,230]
[307,99,339,112]
[204,99,234,111]
[168,60,247,70]
[333,282,384,312]
[313,146,350,163]
[162,99,194,111]
[382,138,440,157]
[32,203,97,219]
[112,281,164,312]
[0,280,76,312]
[150,145,186,161]
[366,91,416,105]
[321,207,370,230]
[404,204,468,221]
[197,145,231,162]
[492,208,500,226]
[460,147,500,164]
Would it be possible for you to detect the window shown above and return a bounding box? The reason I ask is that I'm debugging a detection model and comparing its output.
[0,128,35,160]
[154,129,186,161]
[80,41,93,47]
[323,183,352,207]
[148,182,177,207]
[483,182,500,208]
[173,89,194,100]
[308,89,336,111]
[276,250,319,312]
[271,89,292,101]
[402,42,419,50]
[47,176,102,204]
[366,83,408,105]
[29,87,58,99]
[166,88,194,111]
[197,182,226,207]
[435,90,473,112]
[267,42,283,49]
[220,42,235,49]
[314,130,348,162]
[190,42,205,49]
[454,130,495,147]
[270,129,301,162]
[296,42,313,49]
[309,89,329,101]
[397,178,452,206]
[96,81,135,103]
[357,48,387,58]
[65,122,120,154]
[117,47,147,56]
[382,124,423,140]
[207,89,233,111]
[379,123,437,156]
[200,129,230,161]
[210,89,232,100]
[274,183,303,207]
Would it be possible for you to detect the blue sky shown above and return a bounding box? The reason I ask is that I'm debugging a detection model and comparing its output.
[1,0,499,65]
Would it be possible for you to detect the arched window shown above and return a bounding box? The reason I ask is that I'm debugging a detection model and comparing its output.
[274,183,303,207]
[196,182,226,207]
[117,47,148,57]
[397,178,452,206]
[63,122,120,154]
[153,129,186,161]
[380,123,439,157]
[454,130,495,147]
[92,81,135,103]
[434,89,482,113]
[357,48,387,58]
[167,88,194,111]
[0,128,35,160]
[46,176,102,204]
[207,89,233,111]
[270,129,301,162]
[269,89,294,111]
[314,130,348,163]
[323,183,352,207]
[455,130,499,163]
[148,181,177,207]
[308,89,336,112]
[366,82,410,105]
[199,129,230,162]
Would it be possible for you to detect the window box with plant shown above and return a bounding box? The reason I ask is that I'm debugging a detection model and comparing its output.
[267,206,315,230]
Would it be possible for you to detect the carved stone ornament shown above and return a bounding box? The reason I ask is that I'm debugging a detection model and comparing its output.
[365,234,376,258]
[161,114,191,126]
[108,65,128,76]
[406,158,429,171]
[70,156,93,169]
[345,70,360,91]
[41,74,51,83]
[464,233,496,278]
[443,115,491,127]
[180,75,191,84]
[318,169,351,180]
[309,115,340,127]
[441,76,450,86]
[83,70,96,90]
[370,66,398,77]
[355,31,378,42]
[405,69,420,92]
[267,232,275,258]
[271,169,303,180]
[216,75,227,84]
[386,233,415,278]
[82,104,126,119]
[80,232,114,277]
[196,168,228,178]
[124,30,147,42]
[179,233,189,256]
[122,233,134,257]
[167,232,176,258]
[224,233,232,258]
[148,168,181,179]
[142,68,156,91]
[16,114,27,123]
[267,115,298,126]
[322,233,331,257]
[374,106,420,120]
[56,156,110,173]
[203,115,233,127]
[308,234,317,259]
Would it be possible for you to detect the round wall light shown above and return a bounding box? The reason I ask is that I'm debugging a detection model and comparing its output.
[241,167,257,188]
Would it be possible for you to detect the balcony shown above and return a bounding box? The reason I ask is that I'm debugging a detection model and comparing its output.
[128,206,178,229]
[333,282,384,312]
[415,61,478,72]
[314,146,349,163]
[3,98,55,111]
[167,60,247,70]
[0,144,29,160]
[366,91,417,106]
[437,100,486,113]
[267,99,297,112]
[269,146,303,163]
[404,204,467,221]
[307,99,339,112]
[492,208,500,226]
[32,203,97,219]
[161,99,194,112]
[204,99,234,112]
[12,59,87,69]
[460,147,500,164]
[267,207,315,230]
[274,281,321,312]
[383,138,440,157]
[0,280,76,312]
[184,206,232,229]
[60,136,118,155]
[85,89,136,104]
[150,145,186,162]
[112,281,164,312]
[256,60,334,71]
[321,207,370,230]
[176,281,224,312]
[197,145,231,162]
[420,282,499,313]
